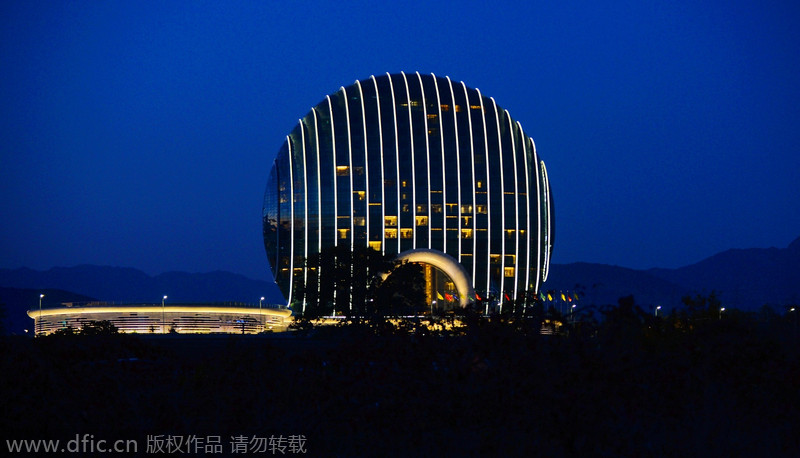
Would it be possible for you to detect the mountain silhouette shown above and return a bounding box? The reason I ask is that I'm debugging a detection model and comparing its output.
[1,237,798,334]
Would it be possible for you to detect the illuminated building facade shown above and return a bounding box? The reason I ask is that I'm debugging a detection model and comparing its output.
[28,304,293,335]
[263,72,553,310]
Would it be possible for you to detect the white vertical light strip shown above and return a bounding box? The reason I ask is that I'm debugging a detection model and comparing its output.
[532,138,542,294]
[462,82,477,287]
[401,72,416,249]
[507,114,520,303]
[356,80,370,249]
[300,120,309,313]
[342,86,355,255]
[417,72,432,248]
[490,98,506,302]
[327,96,338,250]
[477,89,491,297]
[440,76,452,255]
[342,86,354,311]
[327,96,339,313]
[518,122,532,293]
[371,75,386,255]
[286,135,295,307]
[312,108,323,299]
[541,160,552,282]
[387,73,401,254]
[446,77,462,262]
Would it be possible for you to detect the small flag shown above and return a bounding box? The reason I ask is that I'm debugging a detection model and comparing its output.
[561,292,566,301]
[437,292,444,300]
[504,293,510,301]
[574,293,579,301]
[476,292,482,301]
[445,293,454,301]
[540,292,546,301]
[547,293,553,301]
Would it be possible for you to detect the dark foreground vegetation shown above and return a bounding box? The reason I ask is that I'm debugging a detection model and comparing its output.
[2,296,799,456]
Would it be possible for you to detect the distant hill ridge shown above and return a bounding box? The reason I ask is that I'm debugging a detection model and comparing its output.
[1,236,798,334]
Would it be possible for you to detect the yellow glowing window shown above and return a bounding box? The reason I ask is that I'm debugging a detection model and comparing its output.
[355,191,366,201]
[432,204,443,213]
[415,216,428,226]
[385,228,398,239]
[461,205,472,213]
[400,228,413,239]
[410,100,420,107]
[506,229,516,237]
[354,217,365,226]
[402,204,410,213]
[461,229,473,239]
[336,166,349,176]
[401,180,408,188]
[476,205,487,214]
[369,241,382,251]
[476,180,483,189]
[455,105,462,112]
[504,267,515,277]
[416,204,427,213]
[470,105,481,110]
[462,216,472,226]
[427,114,437,120]
[338,229,349,239]
[491,254,501,263]
[440,104,450,112]
[384,215,397,227]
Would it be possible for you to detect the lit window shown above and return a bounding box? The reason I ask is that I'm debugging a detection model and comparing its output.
[463,216,471,226]
[355,191,365,201]
[336,166,349,176]
[338,229,349,239]
[401,180,408,188]
[476,180,483,189]
[461,229,473,239]
[385,229,398,239]
[504,267,515,277]
[416,216,428,226]
[506,229,515,237]
[461,205,472,213]
[490,254,501,263]
[400,228,413,239]
[410,100,420,107]
[470,105,481,110]
[455,105,462,112]
[416,204,427,214]
[354,217,365,226]
[432,204,443,213]
[476,205,487,214]
[440,104,450,112]
[427,114,437,120]
[369,241,382,251]
[384,216,397,227]
[402,204,409,213]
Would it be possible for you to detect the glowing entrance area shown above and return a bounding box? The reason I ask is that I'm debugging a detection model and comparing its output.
[395,249,474,308]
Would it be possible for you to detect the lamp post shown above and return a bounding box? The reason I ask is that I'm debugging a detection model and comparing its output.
[38,294,44,336]
[719,307,725,320]
[655,305,662,317]
[162,295,168,333]
[260,296,265,331]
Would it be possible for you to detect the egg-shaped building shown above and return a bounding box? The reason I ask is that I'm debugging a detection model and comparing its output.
[263,72,553,312]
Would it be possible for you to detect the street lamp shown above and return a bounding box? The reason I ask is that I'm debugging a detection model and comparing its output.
[162,295,168,333]
[260,296,265,330]
[38,294,44,336]
[655,305,662,317]
[719,307,725,319]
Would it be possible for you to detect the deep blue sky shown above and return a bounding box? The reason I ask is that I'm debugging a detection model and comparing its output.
[2,1,799,283]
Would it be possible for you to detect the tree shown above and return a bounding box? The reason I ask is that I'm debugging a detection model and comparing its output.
[80,320,119,336]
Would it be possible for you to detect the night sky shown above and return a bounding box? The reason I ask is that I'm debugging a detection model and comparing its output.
[2,1,799,283]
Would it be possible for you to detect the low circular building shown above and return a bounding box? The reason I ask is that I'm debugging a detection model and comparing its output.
[263,72,553,312]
